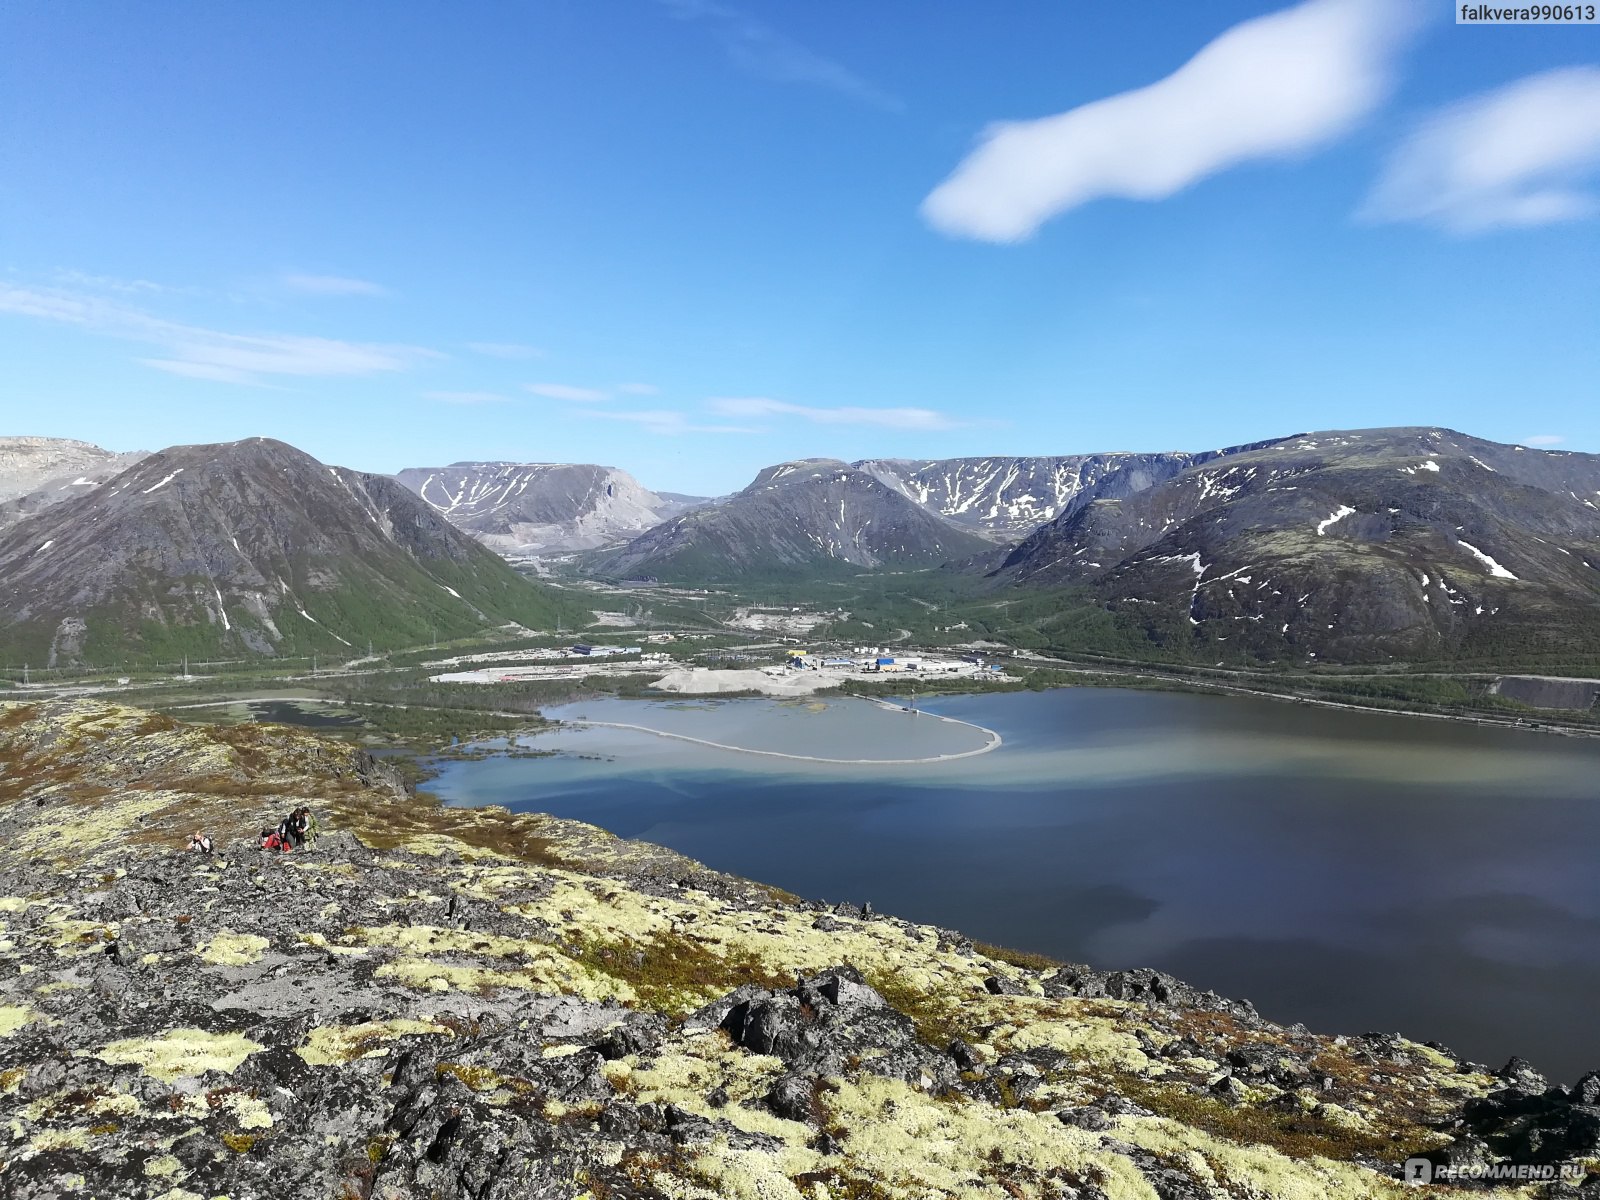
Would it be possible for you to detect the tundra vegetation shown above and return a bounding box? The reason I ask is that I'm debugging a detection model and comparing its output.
[2,698,1595,1198]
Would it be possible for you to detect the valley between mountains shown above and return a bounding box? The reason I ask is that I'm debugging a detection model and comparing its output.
[3,425,1598,673]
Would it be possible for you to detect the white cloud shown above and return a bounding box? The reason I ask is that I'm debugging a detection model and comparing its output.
[139,359,261,385]
[617,382,661,395]
[706,396,962,430]
[1361,67,1600,233]
[425,390,512,406]
[587,408,755,436]
[525,382,610,402]
[466,341,544,360]
[54,269,168,295]
[1524,434,1566,446]
[922,0,1416,242]
[660,0,902,112]
[282,272,389,297]
[161,330,425,379]
[0,282,434,384]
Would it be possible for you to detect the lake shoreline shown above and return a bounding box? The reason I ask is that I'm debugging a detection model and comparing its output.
[562,695,1003,766]
[425,687,1600,1081]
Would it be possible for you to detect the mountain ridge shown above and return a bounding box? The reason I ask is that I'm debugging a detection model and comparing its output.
[993,427,1600,663]
[593,457,995,581]
[853,441,1292,538]
[0,437,587,666]
[0,435,148,529]
[394,461,706,557]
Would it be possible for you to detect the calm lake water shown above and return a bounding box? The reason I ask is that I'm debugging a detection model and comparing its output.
[426,689,1600,1081]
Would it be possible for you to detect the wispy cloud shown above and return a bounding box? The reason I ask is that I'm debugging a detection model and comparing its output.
[922,0,1416,242]
[617,382,661,396]
[139,359,261,384]
[1361,67,1600,233]
[0,282,435,385]
[706,396,963,430]
[53,269,169,295]
[586,408,755,436]
[525,382,610,402]
[660,0,902,112]
[425,390,512,406]
[281,272,390,297]
[467,341,544,360]
[1524,434,1566,447]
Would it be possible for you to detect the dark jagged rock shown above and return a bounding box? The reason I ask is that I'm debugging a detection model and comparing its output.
[719,966,957,1092]
[1043,962,1259,1020]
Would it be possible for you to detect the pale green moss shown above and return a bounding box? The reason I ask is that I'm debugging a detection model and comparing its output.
[29,1128,91,1152]
[17,790,184,863]
[197,931,270,967]
[1127,1115,1430,1199]
[296,1019,451,1067]
[143,1153,184,1178]
[218,1090,274,1130]
[298,931,368,956]
[42,913,115,956]
[374,956,634,1002]
[0,1004,36,1037]
[95,1027,263,1082]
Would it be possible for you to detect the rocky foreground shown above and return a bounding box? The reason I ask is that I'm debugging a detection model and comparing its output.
[2,700,1598,1199]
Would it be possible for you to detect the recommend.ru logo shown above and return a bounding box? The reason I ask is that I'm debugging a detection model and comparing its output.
[1404,1157,1587,1185]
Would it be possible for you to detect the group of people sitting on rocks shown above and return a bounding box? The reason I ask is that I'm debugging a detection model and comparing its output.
[259,806,319,853]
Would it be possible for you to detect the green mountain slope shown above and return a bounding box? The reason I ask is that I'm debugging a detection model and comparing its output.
[0,437,590,666]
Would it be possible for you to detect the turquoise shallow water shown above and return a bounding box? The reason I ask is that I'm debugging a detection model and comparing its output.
[428,688,1600,1080]
[548,695,996,762]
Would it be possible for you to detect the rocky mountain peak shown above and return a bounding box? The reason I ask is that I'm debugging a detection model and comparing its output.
[395,460,705,556]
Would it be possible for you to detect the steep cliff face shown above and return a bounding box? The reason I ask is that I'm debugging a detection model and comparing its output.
[1,698,1587,1199]
[394,461,706,556]
[0,438,587,666]
[995,428,1600,663]
[855,452,1233,538]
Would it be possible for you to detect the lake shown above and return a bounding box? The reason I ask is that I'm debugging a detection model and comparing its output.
[425,688,1600,1081]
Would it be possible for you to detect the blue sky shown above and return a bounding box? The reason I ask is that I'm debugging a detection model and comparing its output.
[1,0,1597,495]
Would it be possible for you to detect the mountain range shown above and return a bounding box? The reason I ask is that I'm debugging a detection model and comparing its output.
[995,428,1600,662]
[5,427,1598,667]
[855,450,1268,537]
[0,438,586,667]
